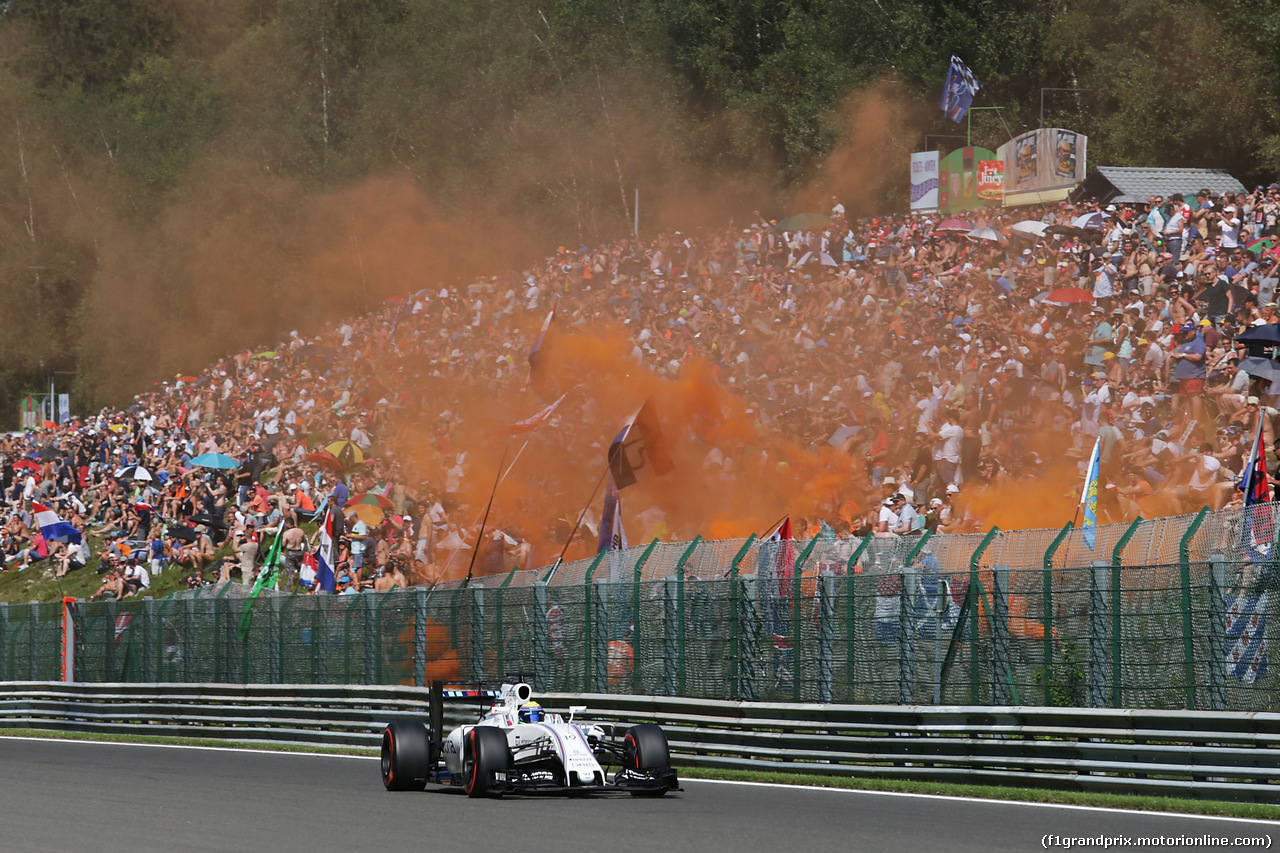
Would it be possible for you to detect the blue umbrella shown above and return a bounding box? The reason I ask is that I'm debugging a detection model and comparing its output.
[189,452,241,470]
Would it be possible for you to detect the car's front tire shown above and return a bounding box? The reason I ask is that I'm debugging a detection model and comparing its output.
[463,726,511,798]
[624,724,670,797]
[382,722,431,791]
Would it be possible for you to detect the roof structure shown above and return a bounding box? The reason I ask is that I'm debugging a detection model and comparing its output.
[1072,167,1246,204]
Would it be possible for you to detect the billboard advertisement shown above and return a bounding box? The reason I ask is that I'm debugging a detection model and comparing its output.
[998,128,1088,205]
[977,160,1004,202]
[909,151,940,211]
[938,146,997,214]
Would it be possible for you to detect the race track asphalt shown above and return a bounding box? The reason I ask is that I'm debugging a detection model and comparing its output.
[0,737,1271,853]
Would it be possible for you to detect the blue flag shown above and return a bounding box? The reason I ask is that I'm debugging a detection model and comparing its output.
[1081,437,1101,550]
[941,56,980,123]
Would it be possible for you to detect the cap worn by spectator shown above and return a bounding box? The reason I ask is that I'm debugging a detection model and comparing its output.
[946,484,960,494]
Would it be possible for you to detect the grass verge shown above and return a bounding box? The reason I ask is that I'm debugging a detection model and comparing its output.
[2,728,1277,820]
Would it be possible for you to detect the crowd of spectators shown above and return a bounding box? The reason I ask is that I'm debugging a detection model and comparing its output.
[3,179,1280,595]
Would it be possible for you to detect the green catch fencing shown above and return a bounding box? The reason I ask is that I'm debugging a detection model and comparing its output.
[3,504,1279,711]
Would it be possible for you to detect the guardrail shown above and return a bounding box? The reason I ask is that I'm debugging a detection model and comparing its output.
[1,683,1276,802]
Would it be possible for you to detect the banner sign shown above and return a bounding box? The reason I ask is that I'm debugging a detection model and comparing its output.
[999,128,1088,204]
[909,151,940,211]
[938,146,997,214]
[977,160,1004,202]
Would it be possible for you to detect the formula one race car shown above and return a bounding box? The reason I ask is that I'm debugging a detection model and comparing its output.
[380,681,680,797]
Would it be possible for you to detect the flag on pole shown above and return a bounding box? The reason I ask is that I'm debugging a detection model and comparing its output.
[511,392,567,434]
[607,399,674,489]
[1226,590,1270,684]
[1239,415,1270,507]
[528,298,557,382]
[941,55,980,123]
[315,508,337,593]
[1081,437,1101,551]
[597,474,628,553]
[32,502,81,545]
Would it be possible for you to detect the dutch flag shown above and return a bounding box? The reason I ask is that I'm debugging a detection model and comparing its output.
[315,508,337,593]
[32,502,81,545]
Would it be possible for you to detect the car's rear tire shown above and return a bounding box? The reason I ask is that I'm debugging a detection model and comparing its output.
[382,722,431,791]
[463,726,511,798]
[624,724,670,797]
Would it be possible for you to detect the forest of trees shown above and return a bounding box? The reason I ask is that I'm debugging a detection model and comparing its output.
[0,0,1277,420]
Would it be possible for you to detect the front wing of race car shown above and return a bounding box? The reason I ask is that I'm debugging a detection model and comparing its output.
[481,762,679,796]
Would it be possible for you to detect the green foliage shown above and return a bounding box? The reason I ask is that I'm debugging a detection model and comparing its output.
[0,0,1275,419]
[1032,639,1086,707]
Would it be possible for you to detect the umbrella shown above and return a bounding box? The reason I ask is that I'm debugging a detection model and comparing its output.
[1238,357,1280,382]
[1071,212,1106,230]
[773,212,830,232]
[11,460,39,471]
[176,375,198,383]
[795,250,838,267]
[325,440,366,469]
[350,492,395,510]
[934,218,972,233]
[253,351,279,359]
[189,452,241,470]
[1040,287,1095,306]
[115,465,153,481]
[41,420,56,429]
[346,503,385,525]
[1246,237,1277,254]
[167,526,199,543]
[108,424,129,434]
[1236,323,1280,345]
[189,510,227,529]
[966,227,1004,243]
[1010,220,1048,237]
[306,450,344,472]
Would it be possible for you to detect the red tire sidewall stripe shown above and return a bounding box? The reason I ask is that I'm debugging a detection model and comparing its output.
[385,730,395,785]
[625,732,638,770]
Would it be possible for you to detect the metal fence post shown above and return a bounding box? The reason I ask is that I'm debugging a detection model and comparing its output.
[0,602,9,682]
[469,585,485,682]
[845,537,872,702]
[792,537,820,702]
[413,588,428,688]
[1178,508,1209,709]
[269,596,282,684]
[582,552,606,692]
[818,574,835,704]
[674,537,700,696]
[28,601,38,681]
[991,565,1010,705]
[1042,522,1073,705]
[728,536,756,699]
[630,539,660,696]
[1088,560,1109,708]
[225,597,239,683]
[363,592,377,685]
[183,598,196,684]
[662,576,678,696]
[532,583,549,692]
[105,599,117,680]
[738,577,760,701]
[1207,553,1228,711]
[898,567,914,705]
[967,527,999,704]
[591,582,608,693]
[1110,517,1142,707]
[141,598,156,682]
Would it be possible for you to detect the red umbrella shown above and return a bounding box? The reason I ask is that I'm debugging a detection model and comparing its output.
[934,218,973,233]
[1040,286,1094,306]
[305,450,344,472]
[12,460,40,471]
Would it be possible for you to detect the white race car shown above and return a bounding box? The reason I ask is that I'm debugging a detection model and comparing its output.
[380,681,679,797]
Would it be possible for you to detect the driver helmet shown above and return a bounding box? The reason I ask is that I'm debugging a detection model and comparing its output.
[518,700,542,724]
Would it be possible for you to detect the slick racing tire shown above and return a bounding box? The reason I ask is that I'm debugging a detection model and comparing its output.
[463,726,512,798]
[382,722,431,791]
[624,724,670,797]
